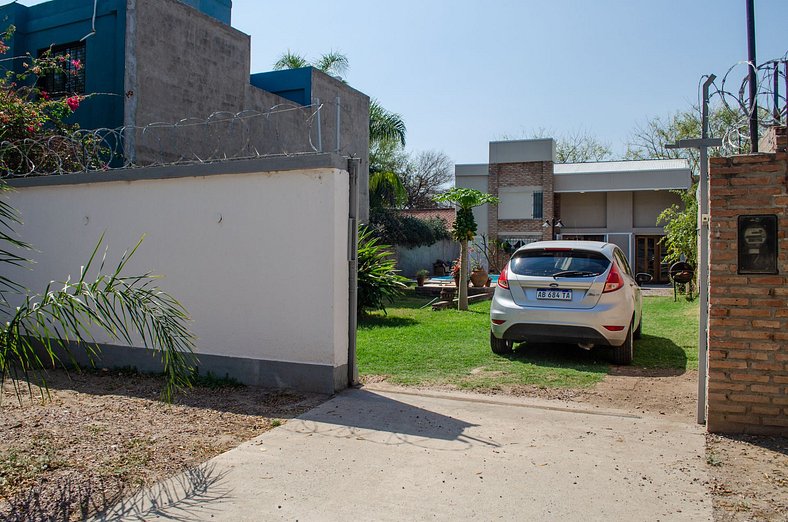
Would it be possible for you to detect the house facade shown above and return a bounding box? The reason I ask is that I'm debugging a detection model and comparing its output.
[455,139,692,283]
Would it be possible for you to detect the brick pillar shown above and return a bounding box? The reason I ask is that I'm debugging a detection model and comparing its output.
[706,126,788,435]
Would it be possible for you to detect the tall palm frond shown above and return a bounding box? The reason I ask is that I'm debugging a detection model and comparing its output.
[273,50,309,70]
[0,184,30,311]
[369,170,407,209]
[314,51,349,79]
[369,99,406,148]
[0,231,197,403]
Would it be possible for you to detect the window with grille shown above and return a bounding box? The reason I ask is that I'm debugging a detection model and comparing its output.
[532,191,544,219]
[37,41,86,96]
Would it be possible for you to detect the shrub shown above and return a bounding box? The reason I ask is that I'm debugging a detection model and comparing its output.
[368,208,450,248]
[357,225,408,315]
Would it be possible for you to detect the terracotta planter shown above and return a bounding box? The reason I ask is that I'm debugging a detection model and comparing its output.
[470,269,488,287]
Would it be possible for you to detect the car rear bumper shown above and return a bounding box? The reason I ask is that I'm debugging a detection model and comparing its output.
[497,323,613,345]
[490,288,631,347]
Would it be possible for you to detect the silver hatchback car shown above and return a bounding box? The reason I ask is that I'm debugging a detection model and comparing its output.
[490,241,642,364]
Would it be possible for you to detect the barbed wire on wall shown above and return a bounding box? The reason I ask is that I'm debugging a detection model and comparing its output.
[0,100,346,178]
[707,51,787,155]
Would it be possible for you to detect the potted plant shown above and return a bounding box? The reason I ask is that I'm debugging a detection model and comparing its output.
[470,262,488,287]
[415,269,429,287]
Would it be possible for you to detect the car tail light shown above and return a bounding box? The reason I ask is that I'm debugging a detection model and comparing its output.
[491,319,506,325]
[497,264,510,289]
[603,262,623,293]
[603,325,626,331]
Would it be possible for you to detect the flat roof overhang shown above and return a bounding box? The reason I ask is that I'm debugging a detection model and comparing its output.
[554,168,691,193]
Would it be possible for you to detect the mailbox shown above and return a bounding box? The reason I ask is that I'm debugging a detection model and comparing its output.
[737,215,778,274]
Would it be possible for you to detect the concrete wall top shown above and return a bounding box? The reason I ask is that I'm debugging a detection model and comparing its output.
[5,153,349,189]
[489,139,555,164]
[553,166,691,193]
[455,164,489,177]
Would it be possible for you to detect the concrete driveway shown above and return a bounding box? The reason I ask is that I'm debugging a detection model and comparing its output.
[98,386,711,521]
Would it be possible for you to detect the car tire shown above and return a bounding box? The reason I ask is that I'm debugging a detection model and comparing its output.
[634,315,642,340]
[612,319,634,365]
[490,331,514,355]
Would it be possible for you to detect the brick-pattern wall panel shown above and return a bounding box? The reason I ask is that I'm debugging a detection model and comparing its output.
[487,161,554,241]
[707,129,788,436]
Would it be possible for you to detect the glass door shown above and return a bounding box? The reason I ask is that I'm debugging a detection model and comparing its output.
[635,236,667,283]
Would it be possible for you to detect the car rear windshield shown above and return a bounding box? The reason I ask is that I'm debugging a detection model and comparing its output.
[509,249,611,277]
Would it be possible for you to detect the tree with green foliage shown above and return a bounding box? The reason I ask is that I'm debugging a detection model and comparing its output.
[368,208,450,248]
[657,187,698,267]
[626,105,747,271]
[433,188,498,311]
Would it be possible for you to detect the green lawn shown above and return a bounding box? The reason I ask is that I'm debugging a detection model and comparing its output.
[357,293,699,391]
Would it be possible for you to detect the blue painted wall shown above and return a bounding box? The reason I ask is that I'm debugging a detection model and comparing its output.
[250,67,313,106]
[0,0,127,131]
[180,0,232,25]
[0,0,234,132]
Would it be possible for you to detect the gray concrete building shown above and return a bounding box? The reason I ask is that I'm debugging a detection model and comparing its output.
[455,139,692,283]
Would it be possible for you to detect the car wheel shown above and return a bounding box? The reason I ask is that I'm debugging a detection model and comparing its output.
[634,315,642,340]
[490,331,514,355]
[612,319,634,365]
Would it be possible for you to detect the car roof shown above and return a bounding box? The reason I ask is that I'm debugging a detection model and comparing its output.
[514,240,616,254]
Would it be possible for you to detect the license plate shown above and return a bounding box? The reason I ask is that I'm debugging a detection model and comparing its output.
[536,288,572,301]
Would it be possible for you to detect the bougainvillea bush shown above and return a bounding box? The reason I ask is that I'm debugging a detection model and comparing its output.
[0,25,103,176]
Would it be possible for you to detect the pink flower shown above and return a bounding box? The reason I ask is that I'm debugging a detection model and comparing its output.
[71,59,82,70]
[41,91,49,100]
[26,126,35,133]
[66,96,80,112]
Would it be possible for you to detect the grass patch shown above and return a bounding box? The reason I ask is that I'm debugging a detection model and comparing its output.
[357,293,699,390]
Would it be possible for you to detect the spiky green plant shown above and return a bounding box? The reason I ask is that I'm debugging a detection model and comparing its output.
[356,226,408,315]
[0,182,196,403]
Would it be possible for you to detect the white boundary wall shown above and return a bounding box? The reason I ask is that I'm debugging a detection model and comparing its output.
[3,156,350,393]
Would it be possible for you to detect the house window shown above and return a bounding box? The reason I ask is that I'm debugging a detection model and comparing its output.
[532,192,543,219]
[37,41,86,96]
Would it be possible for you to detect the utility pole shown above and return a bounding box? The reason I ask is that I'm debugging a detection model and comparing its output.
[666,75,722,425]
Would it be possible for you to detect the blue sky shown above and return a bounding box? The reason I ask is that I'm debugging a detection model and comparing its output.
[7,0,788,164]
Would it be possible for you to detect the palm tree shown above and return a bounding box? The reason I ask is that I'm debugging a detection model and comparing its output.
[369,99,406,148]
[272,51,407,149]
[0,182,196,403]
[273,50,348,81]
[369,170,407,209]
[433,188,499,311]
